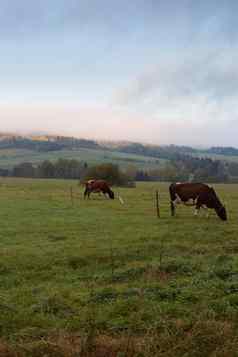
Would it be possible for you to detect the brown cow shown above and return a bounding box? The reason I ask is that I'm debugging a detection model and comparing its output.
[84,179,114,199]
[169,182,227,221]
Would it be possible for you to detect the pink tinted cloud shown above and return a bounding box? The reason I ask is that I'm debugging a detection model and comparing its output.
[0,102,237,146]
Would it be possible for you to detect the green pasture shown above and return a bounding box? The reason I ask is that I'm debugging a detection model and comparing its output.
[0,148,166,170]
[0,178,238,356]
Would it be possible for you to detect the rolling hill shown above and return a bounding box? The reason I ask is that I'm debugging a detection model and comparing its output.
[0,132,238,173]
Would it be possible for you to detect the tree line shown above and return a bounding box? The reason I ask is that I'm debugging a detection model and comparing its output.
[0,160,134,186]
[0,136,100,152]
[135,157,238,183]
[1,156,238,183]
[8,159,87,179]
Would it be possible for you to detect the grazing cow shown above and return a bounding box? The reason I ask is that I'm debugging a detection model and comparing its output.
[169,182,227,221]
[84,179,114,199]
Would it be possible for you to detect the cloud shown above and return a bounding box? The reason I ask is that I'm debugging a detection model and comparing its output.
[115,46,238,104]
[112,45,238,139]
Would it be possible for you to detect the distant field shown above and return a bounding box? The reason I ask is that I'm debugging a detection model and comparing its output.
[0,178,238,356]
[0,147,167,169]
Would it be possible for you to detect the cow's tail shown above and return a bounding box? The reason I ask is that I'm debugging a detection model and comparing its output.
[169,183,176,216]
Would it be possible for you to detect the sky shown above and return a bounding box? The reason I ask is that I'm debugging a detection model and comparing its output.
[0,0,238,146]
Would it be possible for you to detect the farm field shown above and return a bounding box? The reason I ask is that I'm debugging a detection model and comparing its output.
[0,148,166,170]
[0,178,238,356]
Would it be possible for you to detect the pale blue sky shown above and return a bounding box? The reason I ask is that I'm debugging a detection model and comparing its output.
[0,0,238,146]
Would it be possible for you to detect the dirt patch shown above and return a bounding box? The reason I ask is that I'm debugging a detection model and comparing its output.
[2,320,238,357]
[0,341,17,357]
[143,266,174,282]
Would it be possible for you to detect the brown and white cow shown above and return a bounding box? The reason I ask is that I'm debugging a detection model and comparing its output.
[169,182,227,221]
[84,179,114,199]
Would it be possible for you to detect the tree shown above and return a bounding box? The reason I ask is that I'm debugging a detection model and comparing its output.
[83,163,134,186]
[37,161,55,178]
[12,162,35,177]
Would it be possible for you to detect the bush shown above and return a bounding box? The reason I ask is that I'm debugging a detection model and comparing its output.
[82,163,135,187]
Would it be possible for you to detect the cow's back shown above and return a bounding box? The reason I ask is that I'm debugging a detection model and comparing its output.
[90,180,108,191]
[170,182,210,201]
[86,179,111,192]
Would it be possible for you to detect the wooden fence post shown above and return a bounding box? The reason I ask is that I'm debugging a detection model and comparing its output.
[70,186,74,206]
[110,245,114,279]
[156,190,160,218]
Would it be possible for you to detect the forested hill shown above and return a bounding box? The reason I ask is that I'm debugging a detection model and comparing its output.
[1,134,238,182]
[115,143,238,158]
[0,133,238,158]
[206,147,238,156]
[0,135,100,152]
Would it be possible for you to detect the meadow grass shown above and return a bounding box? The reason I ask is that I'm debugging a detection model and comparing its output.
[0,178,238,356]
[0,148,166,169]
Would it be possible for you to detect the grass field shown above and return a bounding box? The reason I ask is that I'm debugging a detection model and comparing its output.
[0,178,238,356]
[0,148,166,170]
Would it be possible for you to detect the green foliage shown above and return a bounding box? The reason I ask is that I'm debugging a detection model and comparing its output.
[83,163,134,186]
[8,158,86,179]
[6,156,235,183]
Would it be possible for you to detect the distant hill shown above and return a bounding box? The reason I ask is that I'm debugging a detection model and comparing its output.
[206,147,238,156]
[0,132,238,169]
[1,132,238,182]
[0,133,100,152]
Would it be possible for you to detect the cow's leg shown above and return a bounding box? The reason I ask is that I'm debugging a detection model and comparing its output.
[169,185,177,217]
[102,190,109,199]
[170,200,175,216]
[194,203,202,216]
[84,188,88,199]
[202,206,210,218]
[194,207,200,216]
[171,194,182,216]
[195,197,202,216]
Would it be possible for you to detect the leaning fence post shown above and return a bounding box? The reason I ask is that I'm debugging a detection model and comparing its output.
[156,190,160,218]
[110,244,115,280]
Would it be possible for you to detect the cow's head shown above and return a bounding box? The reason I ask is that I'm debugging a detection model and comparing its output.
[209,188,227,221]
[216,205,227,221]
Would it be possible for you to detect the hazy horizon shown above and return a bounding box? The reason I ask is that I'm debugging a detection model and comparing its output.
[1,1,238,147]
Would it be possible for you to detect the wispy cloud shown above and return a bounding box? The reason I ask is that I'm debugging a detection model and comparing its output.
[113,45,238,126]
